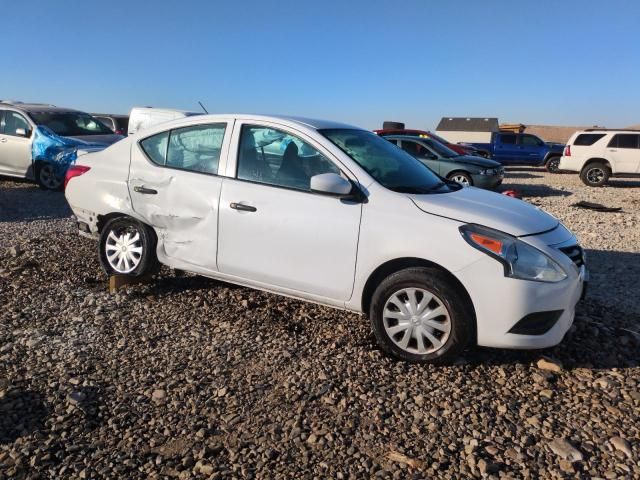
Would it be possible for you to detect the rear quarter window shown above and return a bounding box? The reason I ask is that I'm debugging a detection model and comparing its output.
[140,131,169,165]
[573,133,605,146]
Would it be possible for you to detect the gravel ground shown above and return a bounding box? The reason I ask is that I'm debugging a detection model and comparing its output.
[1,170,639,479]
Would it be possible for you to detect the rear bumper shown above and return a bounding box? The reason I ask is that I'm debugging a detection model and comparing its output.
[558,155,583,172]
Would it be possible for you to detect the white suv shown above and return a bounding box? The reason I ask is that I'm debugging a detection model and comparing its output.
[64,114,587,364]
[559,129,640,186]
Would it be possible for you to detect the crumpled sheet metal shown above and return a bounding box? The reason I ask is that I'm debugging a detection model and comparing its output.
[31,126,104,176]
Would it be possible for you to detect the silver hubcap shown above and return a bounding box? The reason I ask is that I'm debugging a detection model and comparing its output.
[587,168,604,184]
[383,288,452,355]
[105,228,143,274]
[451,174,470,186]
[40,164,62,189]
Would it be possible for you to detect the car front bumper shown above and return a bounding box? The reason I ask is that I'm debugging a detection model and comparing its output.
[471,173,504,190]
[455,236,586,349]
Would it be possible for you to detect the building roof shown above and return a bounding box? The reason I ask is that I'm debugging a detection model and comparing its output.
[436,117,499,132]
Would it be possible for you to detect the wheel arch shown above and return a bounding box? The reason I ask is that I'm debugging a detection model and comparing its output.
[361,257,477,341]
[582,157,611,171]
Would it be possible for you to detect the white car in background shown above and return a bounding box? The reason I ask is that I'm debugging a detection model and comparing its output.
[559,129,640,186]
[65,114,587,364]
[127,107,200,136]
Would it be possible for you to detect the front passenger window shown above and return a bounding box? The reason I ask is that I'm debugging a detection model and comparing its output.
[237,125,339,191]
[4,112,31,136]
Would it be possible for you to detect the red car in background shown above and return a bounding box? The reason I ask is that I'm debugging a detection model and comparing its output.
[375,124,490,158]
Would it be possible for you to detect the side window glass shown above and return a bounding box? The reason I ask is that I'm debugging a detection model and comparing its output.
[4,112,31,136]
[500,134,516,145]
[237,125,339,191]
[0,110,4,133]
[400,141,420,157]
[611,134,639,149]
[167,124,226,174]
[140,131,169,165]
[521,135,542,146]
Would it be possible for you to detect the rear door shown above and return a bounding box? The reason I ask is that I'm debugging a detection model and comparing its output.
[606,134,640,173]
[0,110,33,177]
[128,120,233,271]
[492,133,519,163]
[217,121,362,301]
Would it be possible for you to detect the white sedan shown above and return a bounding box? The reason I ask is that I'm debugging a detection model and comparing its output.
[64,114,587,364]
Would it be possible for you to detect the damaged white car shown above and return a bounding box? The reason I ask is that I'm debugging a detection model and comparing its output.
[65,114,587,364]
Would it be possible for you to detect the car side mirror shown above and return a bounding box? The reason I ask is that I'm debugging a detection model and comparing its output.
[310,173,353,196]
[15,128,30,138]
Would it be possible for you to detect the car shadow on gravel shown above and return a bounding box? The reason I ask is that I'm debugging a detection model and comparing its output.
[604,179,640,188]
[503,172,543,179]
[499,183,573,198]
[0,389,49,444]
[0,181,70,223]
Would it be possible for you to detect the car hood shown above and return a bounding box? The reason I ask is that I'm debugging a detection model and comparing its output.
[409,187,558,237]
[64,134,124,145]
[447,155,501,168]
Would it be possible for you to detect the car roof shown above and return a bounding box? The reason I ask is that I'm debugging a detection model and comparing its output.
[0,103,81,114]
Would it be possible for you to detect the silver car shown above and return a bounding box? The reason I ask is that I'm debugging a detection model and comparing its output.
[0,101,123,189]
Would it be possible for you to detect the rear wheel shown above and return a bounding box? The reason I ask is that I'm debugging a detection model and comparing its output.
[447,171,473,186]
[545,156,561,173]
[99,217,159,276]
[580,162,609,187]
[35,162,63,190]
[369,267,474,364]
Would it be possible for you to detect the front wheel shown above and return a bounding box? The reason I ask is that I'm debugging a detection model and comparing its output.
[545,156,561,173]
[580,162,609,187]
[99,217,159,276]
[369,267,474,364]
[35,162,63,190]
[447,171,473,187]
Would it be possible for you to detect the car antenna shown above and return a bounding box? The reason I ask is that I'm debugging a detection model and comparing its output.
[198,101,209,114]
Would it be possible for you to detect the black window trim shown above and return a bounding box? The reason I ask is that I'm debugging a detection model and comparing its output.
[233,123,349,196]
[137,122,228,178]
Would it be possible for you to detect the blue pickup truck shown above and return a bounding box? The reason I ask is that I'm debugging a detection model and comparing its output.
[465,132,565,172]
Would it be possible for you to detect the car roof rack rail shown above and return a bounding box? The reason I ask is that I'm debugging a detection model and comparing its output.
[584,128,640,132]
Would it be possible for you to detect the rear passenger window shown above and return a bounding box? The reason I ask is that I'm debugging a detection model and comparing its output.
[499,134,516,145]
[574,134,605,146]
[608,134,639,149]
[166,124,226,175]
[140,131,169,165]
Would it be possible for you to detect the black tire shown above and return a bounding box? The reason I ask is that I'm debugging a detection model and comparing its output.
[545,156,561,173]
[382,121,405,130]
[99,217,159,277]
[35,162,63,191]
[369,267,474,364]
[447,171,473,187]
[580,162,610,187]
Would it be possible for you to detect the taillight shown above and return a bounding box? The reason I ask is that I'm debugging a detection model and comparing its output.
[564,145,571,156]
[64,165,91,190]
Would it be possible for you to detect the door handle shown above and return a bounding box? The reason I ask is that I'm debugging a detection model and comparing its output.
[133,185,158,195]
[0,138,7,143]
[608,149,617,152]
[230,202,257,212]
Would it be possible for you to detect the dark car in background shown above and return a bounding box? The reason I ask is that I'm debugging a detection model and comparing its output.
[375,122,490,158]
[93,114,129,136]
[384,135,504,189]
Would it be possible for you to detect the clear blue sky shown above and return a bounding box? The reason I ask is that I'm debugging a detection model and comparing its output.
[3,0,639,130]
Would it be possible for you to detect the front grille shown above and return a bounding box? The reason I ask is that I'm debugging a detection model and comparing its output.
[559,245,585,268]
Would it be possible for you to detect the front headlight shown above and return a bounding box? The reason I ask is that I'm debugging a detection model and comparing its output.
[460,224,567,283]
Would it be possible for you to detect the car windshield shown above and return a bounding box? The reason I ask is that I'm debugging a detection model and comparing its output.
[321,129,459,194]
[421,138,460,158]
[29,111,114,136]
